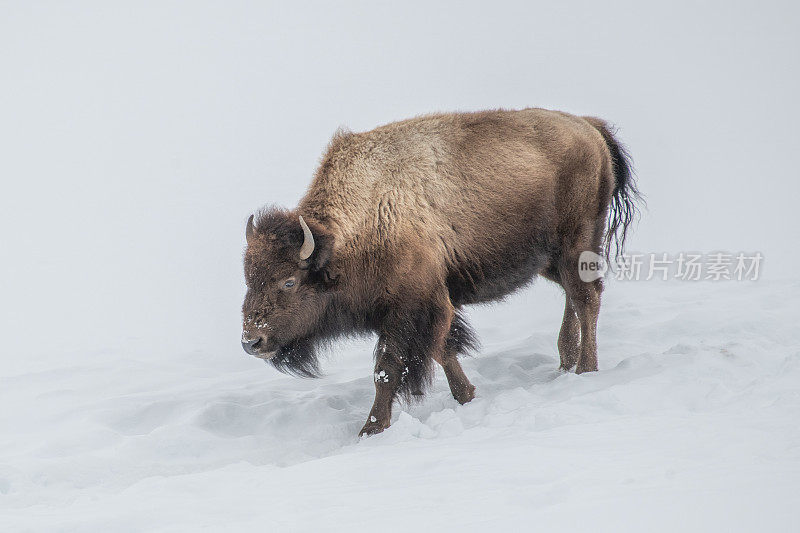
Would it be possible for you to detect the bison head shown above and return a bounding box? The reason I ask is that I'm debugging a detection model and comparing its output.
[241,210,334,376]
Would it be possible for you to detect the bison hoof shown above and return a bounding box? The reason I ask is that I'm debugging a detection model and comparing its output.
[453,384,476,405]
[575,362,598,374]
[358,418,388,437]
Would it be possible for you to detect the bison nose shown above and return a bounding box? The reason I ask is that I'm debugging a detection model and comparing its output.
[241,336,262,355]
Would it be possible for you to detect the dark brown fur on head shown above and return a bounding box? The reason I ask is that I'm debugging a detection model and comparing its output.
[241,209,336,376]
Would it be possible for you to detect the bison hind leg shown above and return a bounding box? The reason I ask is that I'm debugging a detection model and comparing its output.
[554,248,603,374]
[556,297,581,371]
[542,268,581,371]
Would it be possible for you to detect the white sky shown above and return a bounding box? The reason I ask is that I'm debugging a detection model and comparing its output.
[1,1,798,361]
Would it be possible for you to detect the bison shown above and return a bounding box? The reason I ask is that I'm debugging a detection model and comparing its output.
[241,108,639,436]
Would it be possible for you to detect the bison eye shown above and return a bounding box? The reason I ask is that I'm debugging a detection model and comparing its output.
[283,278,296,289]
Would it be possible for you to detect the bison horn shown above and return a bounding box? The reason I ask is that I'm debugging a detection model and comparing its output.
[246,214,255,244]
[298,215,315,260]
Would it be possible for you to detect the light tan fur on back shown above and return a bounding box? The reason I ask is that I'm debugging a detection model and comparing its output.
[299,108,612,294]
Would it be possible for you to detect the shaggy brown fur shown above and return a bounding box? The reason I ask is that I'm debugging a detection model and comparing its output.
[241,108,640,436]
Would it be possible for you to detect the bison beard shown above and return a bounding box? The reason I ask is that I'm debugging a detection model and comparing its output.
[241,108,641,437]
[267,302,477,401]
[267,337,321,378]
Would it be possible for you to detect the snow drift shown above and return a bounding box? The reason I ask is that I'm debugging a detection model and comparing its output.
[1,280,798,531]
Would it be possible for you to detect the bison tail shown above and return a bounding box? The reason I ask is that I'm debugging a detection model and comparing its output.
[586,118,643,262]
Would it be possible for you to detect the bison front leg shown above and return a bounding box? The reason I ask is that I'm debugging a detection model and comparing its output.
[436,311,476,405]
[358,303,449,437]
[437,351,476,405]
[359,337,405,437]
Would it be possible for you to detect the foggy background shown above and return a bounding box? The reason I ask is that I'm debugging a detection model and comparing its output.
[2,1,798,366]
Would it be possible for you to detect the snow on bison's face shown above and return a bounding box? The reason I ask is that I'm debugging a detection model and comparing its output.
[240,212,333,372]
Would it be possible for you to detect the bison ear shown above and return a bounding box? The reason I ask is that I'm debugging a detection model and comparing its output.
[311,231,333,272]
[300,231,337,288]
[297,221,333,274]
[246,214,255,244]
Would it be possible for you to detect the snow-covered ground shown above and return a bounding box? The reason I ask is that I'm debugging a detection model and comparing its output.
[3,3,799,531]
[2,279,798,531]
